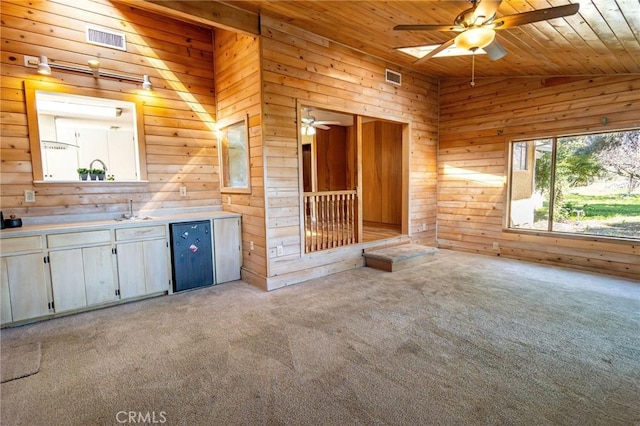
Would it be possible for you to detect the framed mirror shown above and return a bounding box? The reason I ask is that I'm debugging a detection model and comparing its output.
[24,81,147,183]
[218,113,250,193]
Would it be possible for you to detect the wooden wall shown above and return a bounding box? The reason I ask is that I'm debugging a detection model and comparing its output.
[213,29,267,283]
[439,76,640,280]
[260,16,439,289]
[362,121,403,226]
[315,126,350,191]
[1,0,219,219]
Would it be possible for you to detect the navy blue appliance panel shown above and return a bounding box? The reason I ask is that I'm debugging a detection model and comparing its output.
[170,221,214,292]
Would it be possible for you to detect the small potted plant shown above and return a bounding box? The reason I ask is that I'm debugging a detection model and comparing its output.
[77,168,89,181]
[90,168,106,181]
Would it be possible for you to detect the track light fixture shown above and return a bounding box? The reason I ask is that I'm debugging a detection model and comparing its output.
[142,75,152,91]
[37,55,51,75]
[25,55,152,90]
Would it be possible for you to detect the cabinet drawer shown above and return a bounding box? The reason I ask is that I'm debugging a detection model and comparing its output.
[47,230,111,248]
[0,236,43,254]
[116,225,166,241]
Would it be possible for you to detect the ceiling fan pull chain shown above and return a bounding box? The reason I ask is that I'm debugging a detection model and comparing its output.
[471,50,476,87]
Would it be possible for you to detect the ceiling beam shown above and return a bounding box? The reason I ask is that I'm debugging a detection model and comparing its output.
[116,0,260,35]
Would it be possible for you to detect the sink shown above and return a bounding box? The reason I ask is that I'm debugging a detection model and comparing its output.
[114,216,154,222]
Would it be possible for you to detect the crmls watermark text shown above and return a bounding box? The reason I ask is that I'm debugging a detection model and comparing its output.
[116,411,167,424]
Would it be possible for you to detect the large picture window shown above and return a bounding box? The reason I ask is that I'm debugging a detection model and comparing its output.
[508,130,640,239]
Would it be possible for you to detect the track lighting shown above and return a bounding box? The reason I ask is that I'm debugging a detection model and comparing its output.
[142,75,152,91]
[87,59,100,77]
[37,55,51,75]
[25,55,152,90]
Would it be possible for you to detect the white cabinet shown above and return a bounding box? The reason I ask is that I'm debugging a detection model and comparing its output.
[0,236,51,324]
[0,212,240,327]
[213,217,242,283]
[49,249,88,312]
[47,230,117,312]
[116,225,170,298]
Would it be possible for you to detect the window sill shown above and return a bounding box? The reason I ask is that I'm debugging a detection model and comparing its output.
[33,180,149,186]
[503,228,639,245]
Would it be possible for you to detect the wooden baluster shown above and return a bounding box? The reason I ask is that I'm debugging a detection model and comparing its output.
[311,195,317,252]
[305,196,310,253]
[337,194,342,246]
[330,194,335,247]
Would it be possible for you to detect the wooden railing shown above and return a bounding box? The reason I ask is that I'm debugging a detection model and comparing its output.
[303,190,357,253]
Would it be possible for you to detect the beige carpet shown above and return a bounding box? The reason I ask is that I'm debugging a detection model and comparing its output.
[1,249,639,425]
[1,342,41,383]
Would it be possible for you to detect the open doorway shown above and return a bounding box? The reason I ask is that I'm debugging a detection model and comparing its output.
[300,105,406,252]
[361,119,404,242]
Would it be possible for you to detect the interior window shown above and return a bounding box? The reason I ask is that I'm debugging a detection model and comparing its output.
[24,81,147,183]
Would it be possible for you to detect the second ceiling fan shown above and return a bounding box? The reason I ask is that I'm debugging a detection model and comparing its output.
[394,0,580,64]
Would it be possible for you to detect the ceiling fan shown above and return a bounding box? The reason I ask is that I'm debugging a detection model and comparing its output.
[300,107,340,135]
[394,0,580,64]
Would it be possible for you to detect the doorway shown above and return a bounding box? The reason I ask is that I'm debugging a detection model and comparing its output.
[300,105,406,252]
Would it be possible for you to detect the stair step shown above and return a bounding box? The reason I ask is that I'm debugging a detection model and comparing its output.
[363,243,438,272]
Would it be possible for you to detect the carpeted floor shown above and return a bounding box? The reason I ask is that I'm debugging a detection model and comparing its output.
[1,249,639,425]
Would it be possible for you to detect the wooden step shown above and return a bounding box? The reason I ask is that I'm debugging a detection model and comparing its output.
[363,243,438,272]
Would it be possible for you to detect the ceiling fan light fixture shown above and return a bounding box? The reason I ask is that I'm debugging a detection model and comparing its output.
[302,124,316,136]
[454,27,496,51]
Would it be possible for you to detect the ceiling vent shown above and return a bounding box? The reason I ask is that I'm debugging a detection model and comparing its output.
[385,69,402,86]
[86,25,126,51]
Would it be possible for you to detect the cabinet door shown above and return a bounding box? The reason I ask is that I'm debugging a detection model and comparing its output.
[2,254,50,322]
[0,259,12,324]
[117,242,146,299]
[213,217,242,283]
[84,245,118,306]
[143,239,170,294]
[49,249,87,312]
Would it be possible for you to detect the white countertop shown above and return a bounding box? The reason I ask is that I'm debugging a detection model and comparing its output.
[0,210,240,239]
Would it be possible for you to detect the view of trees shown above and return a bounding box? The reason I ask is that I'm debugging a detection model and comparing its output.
[527,129,639,238]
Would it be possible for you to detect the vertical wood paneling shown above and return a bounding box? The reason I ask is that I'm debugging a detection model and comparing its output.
[213,29,266,283]
[261,16,439,289]
[0,0,218,219]
[362,121,402,226]
[439,76,640,280]
[315,127,349,191]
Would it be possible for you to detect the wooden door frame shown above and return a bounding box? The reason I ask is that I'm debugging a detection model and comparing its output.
[296,99,410,253]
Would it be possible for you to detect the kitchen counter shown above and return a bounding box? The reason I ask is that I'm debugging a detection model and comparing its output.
[0,210,240,239]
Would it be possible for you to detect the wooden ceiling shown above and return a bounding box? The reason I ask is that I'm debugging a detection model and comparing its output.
[221,0,640,78]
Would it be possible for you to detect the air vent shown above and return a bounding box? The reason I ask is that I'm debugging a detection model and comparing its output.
[385,69,402,86]
[86,25,126,51]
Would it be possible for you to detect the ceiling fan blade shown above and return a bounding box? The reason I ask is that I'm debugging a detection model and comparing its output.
[394,24,461,32]
[493,3,579,30]
[472,0,502,25]
[314,124,330,130]
[315,121,341,126]
[483,39,508,61]
[413,38,456,64]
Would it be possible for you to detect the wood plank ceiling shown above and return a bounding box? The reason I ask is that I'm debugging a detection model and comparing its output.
[222,0,640,78]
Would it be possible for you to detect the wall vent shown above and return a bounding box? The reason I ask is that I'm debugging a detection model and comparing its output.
[86,25,126,51]
[385,69,402,86]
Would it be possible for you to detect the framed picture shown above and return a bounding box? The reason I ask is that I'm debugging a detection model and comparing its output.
[218,113,250,193]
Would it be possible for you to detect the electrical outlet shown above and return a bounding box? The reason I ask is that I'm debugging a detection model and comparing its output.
[250,241,255,251]
[422,223,427,231]
[24,190,36,203]
[179,186,187,197]
[492,242,500,250]
[227,196,232,205]
[276,245,284,256]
